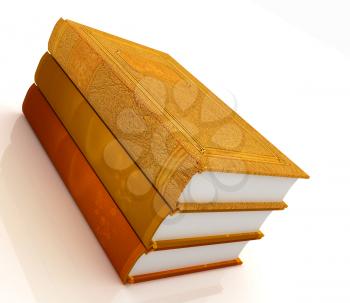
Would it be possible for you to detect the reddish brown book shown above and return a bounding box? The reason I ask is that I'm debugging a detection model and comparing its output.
[22,84,244,283]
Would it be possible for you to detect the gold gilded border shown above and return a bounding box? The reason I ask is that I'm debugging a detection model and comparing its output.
[176,201,288,212]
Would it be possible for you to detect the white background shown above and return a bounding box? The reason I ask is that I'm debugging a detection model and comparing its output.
[1,0,350,302]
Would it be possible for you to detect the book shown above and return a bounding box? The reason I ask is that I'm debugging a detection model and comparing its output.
[23,84,252,283]
[48,19,308,216]
[35,52,270,249]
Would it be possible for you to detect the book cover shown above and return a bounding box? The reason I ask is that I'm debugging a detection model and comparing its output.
[48,18,308,210]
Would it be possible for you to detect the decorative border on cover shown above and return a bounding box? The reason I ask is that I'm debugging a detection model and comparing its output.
[176,201,288,212]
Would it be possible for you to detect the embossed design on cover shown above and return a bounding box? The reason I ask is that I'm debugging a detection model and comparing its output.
[48,19,308,209]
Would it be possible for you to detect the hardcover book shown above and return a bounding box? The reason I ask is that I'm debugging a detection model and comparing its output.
[23,84,253,283]
[48,18,308,215]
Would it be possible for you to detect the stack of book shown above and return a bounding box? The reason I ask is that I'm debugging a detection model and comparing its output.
[22,19,308,283]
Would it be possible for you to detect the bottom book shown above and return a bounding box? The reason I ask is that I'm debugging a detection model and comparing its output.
[23,84,248,283]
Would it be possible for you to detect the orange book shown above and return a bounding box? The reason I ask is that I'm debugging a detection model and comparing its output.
[22,84,244,283]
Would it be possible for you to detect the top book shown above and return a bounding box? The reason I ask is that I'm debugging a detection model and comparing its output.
[48,19,308,209]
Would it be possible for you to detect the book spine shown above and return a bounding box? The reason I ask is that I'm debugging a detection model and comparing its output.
[48,19,200,209]
[22,84,145,283]
[35,53,171,247]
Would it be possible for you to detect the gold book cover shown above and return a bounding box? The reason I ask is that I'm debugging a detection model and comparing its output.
[48,18,308,212]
